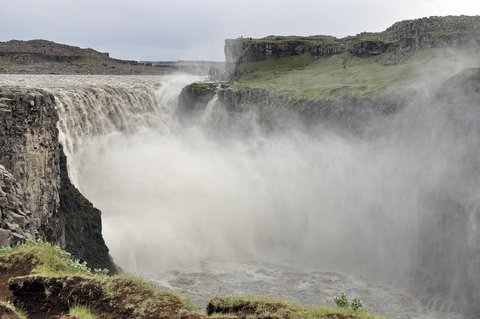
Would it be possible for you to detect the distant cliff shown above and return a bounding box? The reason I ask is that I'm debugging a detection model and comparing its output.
[0,39,166,75]
[0,88,114,271]
[225,15,480,64]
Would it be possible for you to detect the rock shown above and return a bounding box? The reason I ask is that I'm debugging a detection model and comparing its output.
[11,213,26,227]
[0,89,114,271]
[225,16,480,64]
[177,82,217,120]
[0,229,12,247]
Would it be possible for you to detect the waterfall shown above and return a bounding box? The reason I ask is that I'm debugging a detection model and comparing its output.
[0,74,478,318]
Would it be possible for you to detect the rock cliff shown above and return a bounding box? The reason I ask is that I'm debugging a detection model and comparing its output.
[0,88,113,271]
[225,15,480,64]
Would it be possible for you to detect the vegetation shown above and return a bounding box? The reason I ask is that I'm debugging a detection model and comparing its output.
[69,305,99,319]
[0,241,386,319]
[233,41,480,101]
[207,296,384,319]
[333,293,364,312]
[0,301,27,319]
[0,240,94,276]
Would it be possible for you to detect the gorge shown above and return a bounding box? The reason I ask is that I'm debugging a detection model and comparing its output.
[1,15,480,319]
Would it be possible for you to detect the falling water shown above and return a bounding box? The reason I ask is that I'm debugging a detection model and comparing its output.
[1,73,478,319]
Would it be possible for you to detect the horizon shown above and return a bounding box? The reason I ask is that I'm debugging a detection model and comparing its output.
[1,0,480,61]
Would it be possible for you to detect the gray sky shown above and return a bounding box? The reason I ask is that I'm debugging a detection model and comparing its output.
[1,0,479,61]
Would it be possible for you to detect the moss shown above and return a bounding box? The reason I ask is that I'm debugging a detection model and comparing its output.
[187,82,217,94]
[0,301,27,319]
[0,241,92,276]
[0,242,387,319]
[207,296,385,319]
[69,305,99,319]
[232,40,480,101]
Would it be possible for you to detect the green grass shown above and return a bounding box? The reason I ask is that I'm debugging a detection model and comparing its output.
[208,296,386,319]
[233,40,480,100]
[69,305,99,319]
[0,240,95,276]
[0,301,27,319]
[241,35,340,46]
[0,242,386,319]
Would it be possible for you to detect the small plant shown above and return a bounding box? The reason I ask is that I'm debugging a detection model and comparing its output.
[333,293,363,312]
[333,293,349,308]
[351,297,363,311]
[93,267,110,276]
[69,305,99,319]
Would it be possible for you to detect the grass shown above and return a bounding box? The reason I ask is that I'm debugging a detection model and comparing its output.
[233,40,480,101]
[208,296,386,319]
[0,241,94,276]
[69,305,99,319]
[241,35,340,46]
[0,241,386,319]
[0,301,27,319]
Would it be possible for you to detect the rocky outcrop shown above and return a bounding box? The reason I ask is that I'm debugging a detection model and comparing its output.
[0,39,168,75]
[225,15,480,64]
[0,88,114,271]
[177,82,217,120]
[0,165,36,246]
[0,89,63,243]
[179,83,404,130]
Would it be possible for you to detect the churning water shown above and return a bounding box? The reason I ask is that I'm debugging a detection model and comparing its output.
[1,74,478,318]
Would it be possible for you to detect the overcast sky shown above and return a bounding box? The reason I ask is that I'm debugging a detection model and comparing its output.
[1,0,480,61]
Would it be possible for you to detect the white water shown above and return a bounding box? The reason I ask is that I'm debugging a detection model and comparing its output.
[0,74,476,318]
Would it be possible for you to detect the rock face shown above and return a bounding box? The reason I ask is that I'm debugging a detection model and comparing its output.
[0,39,167,75]
[225,16,480,64]
[177,82,217,120]
[0,88,114,271]
[178,83,403,130]
[0,89,63,243]
[0,165,36,246]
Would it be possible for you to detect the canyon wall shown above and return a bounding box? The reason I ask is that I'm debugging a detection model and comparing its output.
[0,88,113,271]
[225,16,480,64]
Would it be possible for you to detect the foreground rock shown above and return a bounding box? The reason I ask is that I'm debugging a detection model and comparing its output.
[0,88,114,271]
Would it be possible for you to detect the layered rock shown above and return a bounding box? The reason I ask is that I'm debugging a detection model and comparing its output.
[0,89,63,243]
[0,88,113,271]
[0,165,36,246]
[178,83,404,131]
[225,15,480,64]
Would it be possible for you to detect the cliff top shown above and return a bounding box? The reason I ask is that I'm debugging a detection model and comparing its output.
[222,15,480,101]
[0,39,109,58]
[0,39,171,75]
[229,15,480,46]
[225,15,480,64]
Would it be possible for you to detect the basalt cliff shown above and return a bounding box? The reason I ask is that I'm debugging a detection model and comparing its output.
[181,16,480,128]
[0,88,113,271]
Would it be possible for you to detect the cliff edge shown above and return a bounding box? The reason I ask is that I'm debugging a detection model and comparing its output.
[0,88,114,271]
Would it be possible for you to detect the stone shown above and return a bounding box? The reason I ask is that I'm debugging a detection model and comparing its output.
[11,213,26,227]
[0,229,12,247]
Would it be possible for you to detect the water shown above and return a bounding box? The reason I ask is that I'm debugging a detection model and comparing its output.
[0,74,477,318]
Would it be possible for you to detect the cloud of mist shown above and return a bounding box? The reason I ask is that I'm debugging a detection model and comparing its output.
[1,0,480,60]
[43,58,478,317]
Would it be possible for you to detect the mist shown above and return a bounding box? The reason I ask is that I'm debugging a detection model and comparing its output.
[36,67,477,317]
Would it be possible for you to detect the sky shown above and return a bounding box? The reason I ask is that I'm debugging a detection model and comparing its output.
[1,0,480,61]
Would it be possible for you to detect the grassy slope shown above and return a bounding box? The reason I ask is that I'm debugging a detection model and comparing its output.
[208,296,385,319]
[0,242,384,319]
[234,41,480,100]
